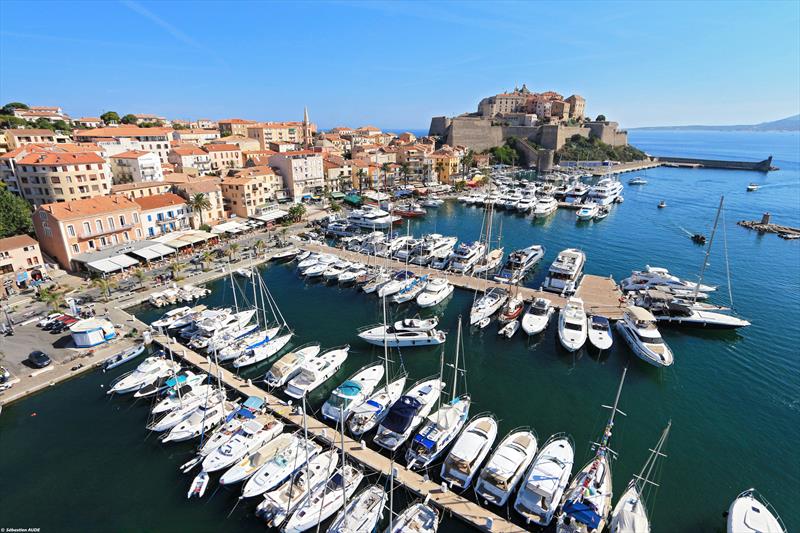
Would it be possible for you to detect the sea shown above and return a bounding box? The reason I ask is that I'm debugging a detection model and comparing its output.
[1,130,798,532]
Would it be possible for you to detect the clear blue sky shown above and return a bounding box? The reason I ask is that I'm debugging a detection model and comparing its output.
[1,1,798,129]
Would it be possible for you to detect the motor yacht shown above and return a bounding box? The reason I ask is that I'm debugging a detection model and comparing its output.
[726,489,786,533]
[357,324,446,347]
[564,183,590,205]
[416,278,454,308]
[514,434,574,526]
[637,291,750,328]
[616,306,674,367]
[219,433,295,486]
[374,378,444,451]
[152,306,192,329]
[521,298,554,335]
[469,287,509,325]
[392,238,421,262]
[449,241,486,273]
[348,374,407,437]
[264,343,322,387]
[440,415,498,490]
[516,196,536,212]
[532,196,558,218]
[472,248,504,275]
[387,503,439,533]
[493,245,545,284]
[558,297,588,352]
[321,363,385,423]
[323,260,353,282]
[326,484,387,533]
[108,357,181,395]
[202,416,284,473]
[241,436,322,498]
[162,399,237,443]
[542,248,586,295]
[475,428,538,506]
[347,206,398,230]
[589,177,624,205]
[410,235,458,266]
[284,345,351,399]
[282,464,364,533]
[620,265,716,294]
[576,203,600,221]
[588,315,613,350]
[406,394,471,470]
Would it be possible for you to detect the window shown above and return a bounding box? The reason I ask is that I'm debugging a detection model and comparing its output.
[107,217,114,230]
[88,240,95,249]
[95,220,103,232]
[133,213,139,223]
[119,215,126,226]
[123,232,129,241]
[66,224,75,237]
[72,244,79,253]
[136,229,142,238]
[82,221,91,234]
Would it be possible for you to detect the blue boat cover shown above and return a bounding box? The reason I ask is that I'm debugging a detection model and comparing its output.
[337,380,362,398]
[382,396,422,433]
[244,396,265,410]
[413,434,436,450]
[395,190,413,197]
[592,316,610,327]
[165,374,188,387]
[562,500,602,529]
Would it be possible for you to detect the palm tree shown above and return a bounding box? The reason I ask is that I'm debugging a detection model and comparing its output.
[37,286,68,311]
[400,163,410,188]
[435,162,445,183]
[187,193,212,227]
[228,242,240,262]
[132,268,147,289]
[380,162,391,192]
[91,277,117,302]
[355,168,366,194]
[201,250,214,271]
[253,239,266,258]
[169,262,186,281]
[288,204,306,223]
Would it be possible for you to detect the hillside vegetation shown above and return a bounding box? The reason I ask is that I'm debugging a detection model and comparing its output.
[557,134,647,162]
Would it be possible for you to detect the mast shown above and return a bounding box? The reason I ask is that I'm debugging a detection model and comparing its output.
[229,267,240,314]
[693,196,723,303]
[634,420,671,493]
[339,408,347,513]
[451,316,462,401]
[382,293,390,389]
[434,342,445,412]
[595,366,627,459]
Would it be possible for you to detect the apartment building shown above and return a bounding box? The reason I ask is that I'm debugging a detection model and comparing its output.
[109,150,164,183]
[110,181,172,200]
[424,146,464,184]
[246,121,316,149]
[33,195,144,270]
[134,193,190,237]
[268,151,324,201]
[323,158,352,192]
[192,119,216,129]
[211,135,260,152]
[221,172,277,218]
[0,235,44,285]
[5,129,70,150]
[74,127,173,163]
[218,118,256,137]
[75,117,102,128]
[203,143,243,174]
[172,128,220,145]
[168,146,212,175]
[173,179,225,228]
[13,106,70,123]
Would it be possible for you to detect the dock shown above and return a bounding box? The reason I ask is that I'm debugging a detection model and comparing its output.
[301,243,627,320]
[152,333,526,533]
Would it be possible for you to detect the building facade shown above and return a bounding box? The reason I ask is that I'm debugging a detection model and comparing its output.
[218,118,256,137]
[74,127,173,163]
[133,193,190,237]
[203,143,243,174]
[168,146,212,175]
[109,150,164,183]
[173,179,225,228]
[0,235,44,288]
[268,151,324,201]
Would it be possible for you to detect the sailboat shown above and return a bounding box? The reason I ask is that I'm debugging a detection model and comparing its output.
[200,415,284,473]
[471,190,504,276]
[326,484,387,533]
[609,421,671,533]
[556,368,628,533]
[241,435,321,499]
[386,501,440,533]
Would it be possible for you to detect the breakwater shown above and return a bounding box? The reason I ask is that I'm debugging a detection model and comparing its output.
[656,155,776,171]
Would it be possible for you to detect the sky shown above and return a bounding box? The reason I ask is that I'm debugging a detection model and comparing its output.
[1,1,798,130]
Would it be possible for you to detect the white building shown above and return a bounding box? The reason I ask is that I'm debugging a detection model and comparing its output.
[133,193,190,237]
[109,150,164,183]
[269,150,324,201]
[168,146,212,175]
[75,127,173,163]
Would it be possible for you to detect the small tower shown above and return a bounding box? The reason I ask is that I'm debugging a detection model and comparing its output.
[302,106,311,149]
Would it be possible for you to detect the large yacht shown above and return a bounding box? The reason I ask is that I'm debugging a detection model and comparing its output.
[564,183,590,205]
[347,206,399,230]
[493,245,545,284]
[542,249,586,295]
[532,196,558,218]
[588,177,624,205]
[616,306,674,367]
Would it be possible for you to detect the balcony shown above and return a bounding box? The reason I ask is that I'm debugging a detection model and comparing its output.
[78,223,133,240]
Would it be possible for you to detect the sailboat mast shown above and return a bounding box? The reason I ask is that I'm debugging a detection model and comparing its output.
[452,316,462,401]
[339,408,347,512]
[382,294,390,388]
[693,196,724,303]
[607,366,627,429]
[434,343,445,412]
[229,267,240,314]
[637,420,671,489]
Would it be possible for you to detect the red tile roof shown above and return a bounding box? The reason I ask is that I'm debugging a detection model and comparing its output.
[0,234,38,252]
[203,143,240,152]
[75,126,172,138]
[133,193,187,211]
[17,151,105,166]
[171,146,206,156]
[38,195,139,220]
[111,150,152,159]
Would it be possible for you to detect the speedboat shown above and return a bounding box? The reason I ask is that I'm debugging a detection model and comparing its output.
[282,463,364,533]
[428,248,452,270]
[107,357,181,395]
[393,202,427,218]
[392,275,428,304]
[417,278,454,308]
[387,503,439,533]
[493,245,545,284]
[152,306,192,329]
[521,298,553,335]
[658,200,667,209]
[449,241,486,273]
[475,428,538,506]
[746,183,759,192]
[472,248,504,275]
[639,291,750,329]
[347,374,407,437]
[101,343,146,371]
[323,260,352,282]
[514,433,574,526]
[201,416,284,472]
[409,235,457,266]
[264,343,322,387]
[232,331,293,368]
[558,297,588,352]
[620,266,716,294]
[420,197,444,207]
[337,264,368,285]
[271,247,300,261]
[374,378,444,451]
[469,287,509,325]
[284,345,350,399]
[588,177,624,206]
[576,203,600,221]
[542,249,586,295]
[219,433,295,486]
[393,316,439,331]
[256,450,339,528]
[726,488,786,533]
[587,315,613,350]
[532,196,558,218]
[326,484,387,533]
[616,306,674,367]
[378,271,416,298]
[440,415,498,490]
[594,206,610,220]
[321,363,385,423]
[162,399,237,443]
[241,436,321,498]
[628,177,647,185]
[498,320,520,338]
[357,325,446,347]
[406,394,471,470]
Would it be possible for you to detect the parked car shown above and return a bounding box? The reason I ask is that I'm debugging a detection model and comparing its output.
[38,313,63,328]
[28,351,52,368]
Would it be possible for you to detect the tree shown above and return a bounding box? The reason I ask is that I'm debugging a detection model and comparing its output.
[595,114,606,122]
[381,162,391,191]
[288,203,306,223]
[201,250,214,271]
[132,268,147,289]
[37,286,68,311]
[227,242,240,262]
[186,193,212,227]
[1,102,28,116]
[121,114,138,125]
[0,187,33,238]
[253,239,266,258]
[169,262,186,280]
[461,150,474,171]
[435,162,445,182]
[0,115,27,129]
[199,223,212,232]
[328,201,342,214]
[355,168,366,194]
[100,111,120,124]
[454,180,467,192]
[400,163,410,187]
[91,277,117,302]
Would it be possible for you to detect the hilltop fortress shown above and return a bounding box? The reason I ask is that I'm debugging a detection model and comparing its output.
[429,84,628,153]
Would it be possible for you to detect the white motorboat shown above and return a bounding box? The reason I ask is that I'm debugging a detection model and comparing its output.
[232,332,293,368]
[576,203,600,221]
[256,450,339,527]
[393,238,421,262]
[409,235,457,266]
[107,357,181,395]
[440,415,498,490]
[420,197,444,207]
[236,268,253,278]
[101,343,146,371]
[516,196,536,212]
[469,287,509,325]
[283,464,364,533]
[387,503,439,533]
[620,265,716,294]
[498,320,520,338]
[304,262,331,278]
[628,177,647,185]
[726,488,786,533]
[588,315,613,350]
[378,271,416,298]
[393,316,439,331]
[187,396,268,464]
[514,433,574,526]
[532,196,558,218]
[493,244,545,284]
[285,345,350,399]
[358,325,446,347]
[297,254,321,272]
[521,298,554,335]
[588,177,624,206]
[321,363,385,423]
[272,247,300,261]
[392,275,428,304]
[152,306,192,329]
[219,432,295,486]
[609,422,671,533]
[542,248,586,295]
[326,484,387,533]
[564,182,590,205]
[241,436,321,498]
[169,306,213,331]
[347,206,398,230]
[162,399,237,443]
[558,297,588,352]
[449,241,486,273]
[406,394,471,470]
[636,290,750,329]
[264,343,321,387]
[337,264,368,285]
[475,428,538,506]
[428,248,452,270]
[616,306,674,367]
[322,260,352,281]
[416,278,454,308]
[374,378,445,451]
[347,374,407,437]
[201,416,284,473]
[216,326,280,362]
[151,382,216,416]
[187,471,209,499]
[472,248,504,275]
[362,270,391,294]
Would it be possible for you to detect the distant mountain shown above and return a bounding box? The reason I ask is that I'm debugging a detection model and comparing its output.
[632,114,800,132]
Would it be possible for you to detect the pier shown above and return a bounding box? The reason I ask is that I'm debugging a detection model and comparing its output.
[152,333,526,533]
[301,243,627,320]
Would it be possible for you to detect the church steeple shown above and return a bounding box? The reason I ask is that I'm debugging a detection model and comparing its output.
[302,106,311,148]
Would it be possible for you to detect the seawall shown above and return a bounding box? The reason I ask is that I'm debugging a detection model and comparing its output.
[656,155,775,172]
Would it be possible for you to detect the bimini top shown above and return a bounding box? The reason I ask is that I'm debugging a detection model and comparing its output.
[627,305,656,322]
[382,396,422,433]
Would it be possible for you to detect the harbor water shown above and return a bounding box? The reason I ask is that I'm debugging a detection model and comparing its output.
[1,130,798,532]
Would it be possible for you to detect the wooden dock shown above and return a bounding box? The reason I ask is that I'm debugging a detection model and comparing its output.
[152,333,526,533]
[301,243,626,320]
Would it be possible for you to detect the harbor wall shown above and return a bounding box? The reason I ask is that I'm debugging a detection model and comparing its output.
[657,155,774,172]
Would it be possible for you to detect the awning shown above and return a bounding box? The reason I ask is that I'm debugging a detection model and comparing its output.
[87,258,124,274]
[330,191,345,199]
[212,221,248,234]
[128,243,177,261]
[110,255,139,269]
[253,209,288,223]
